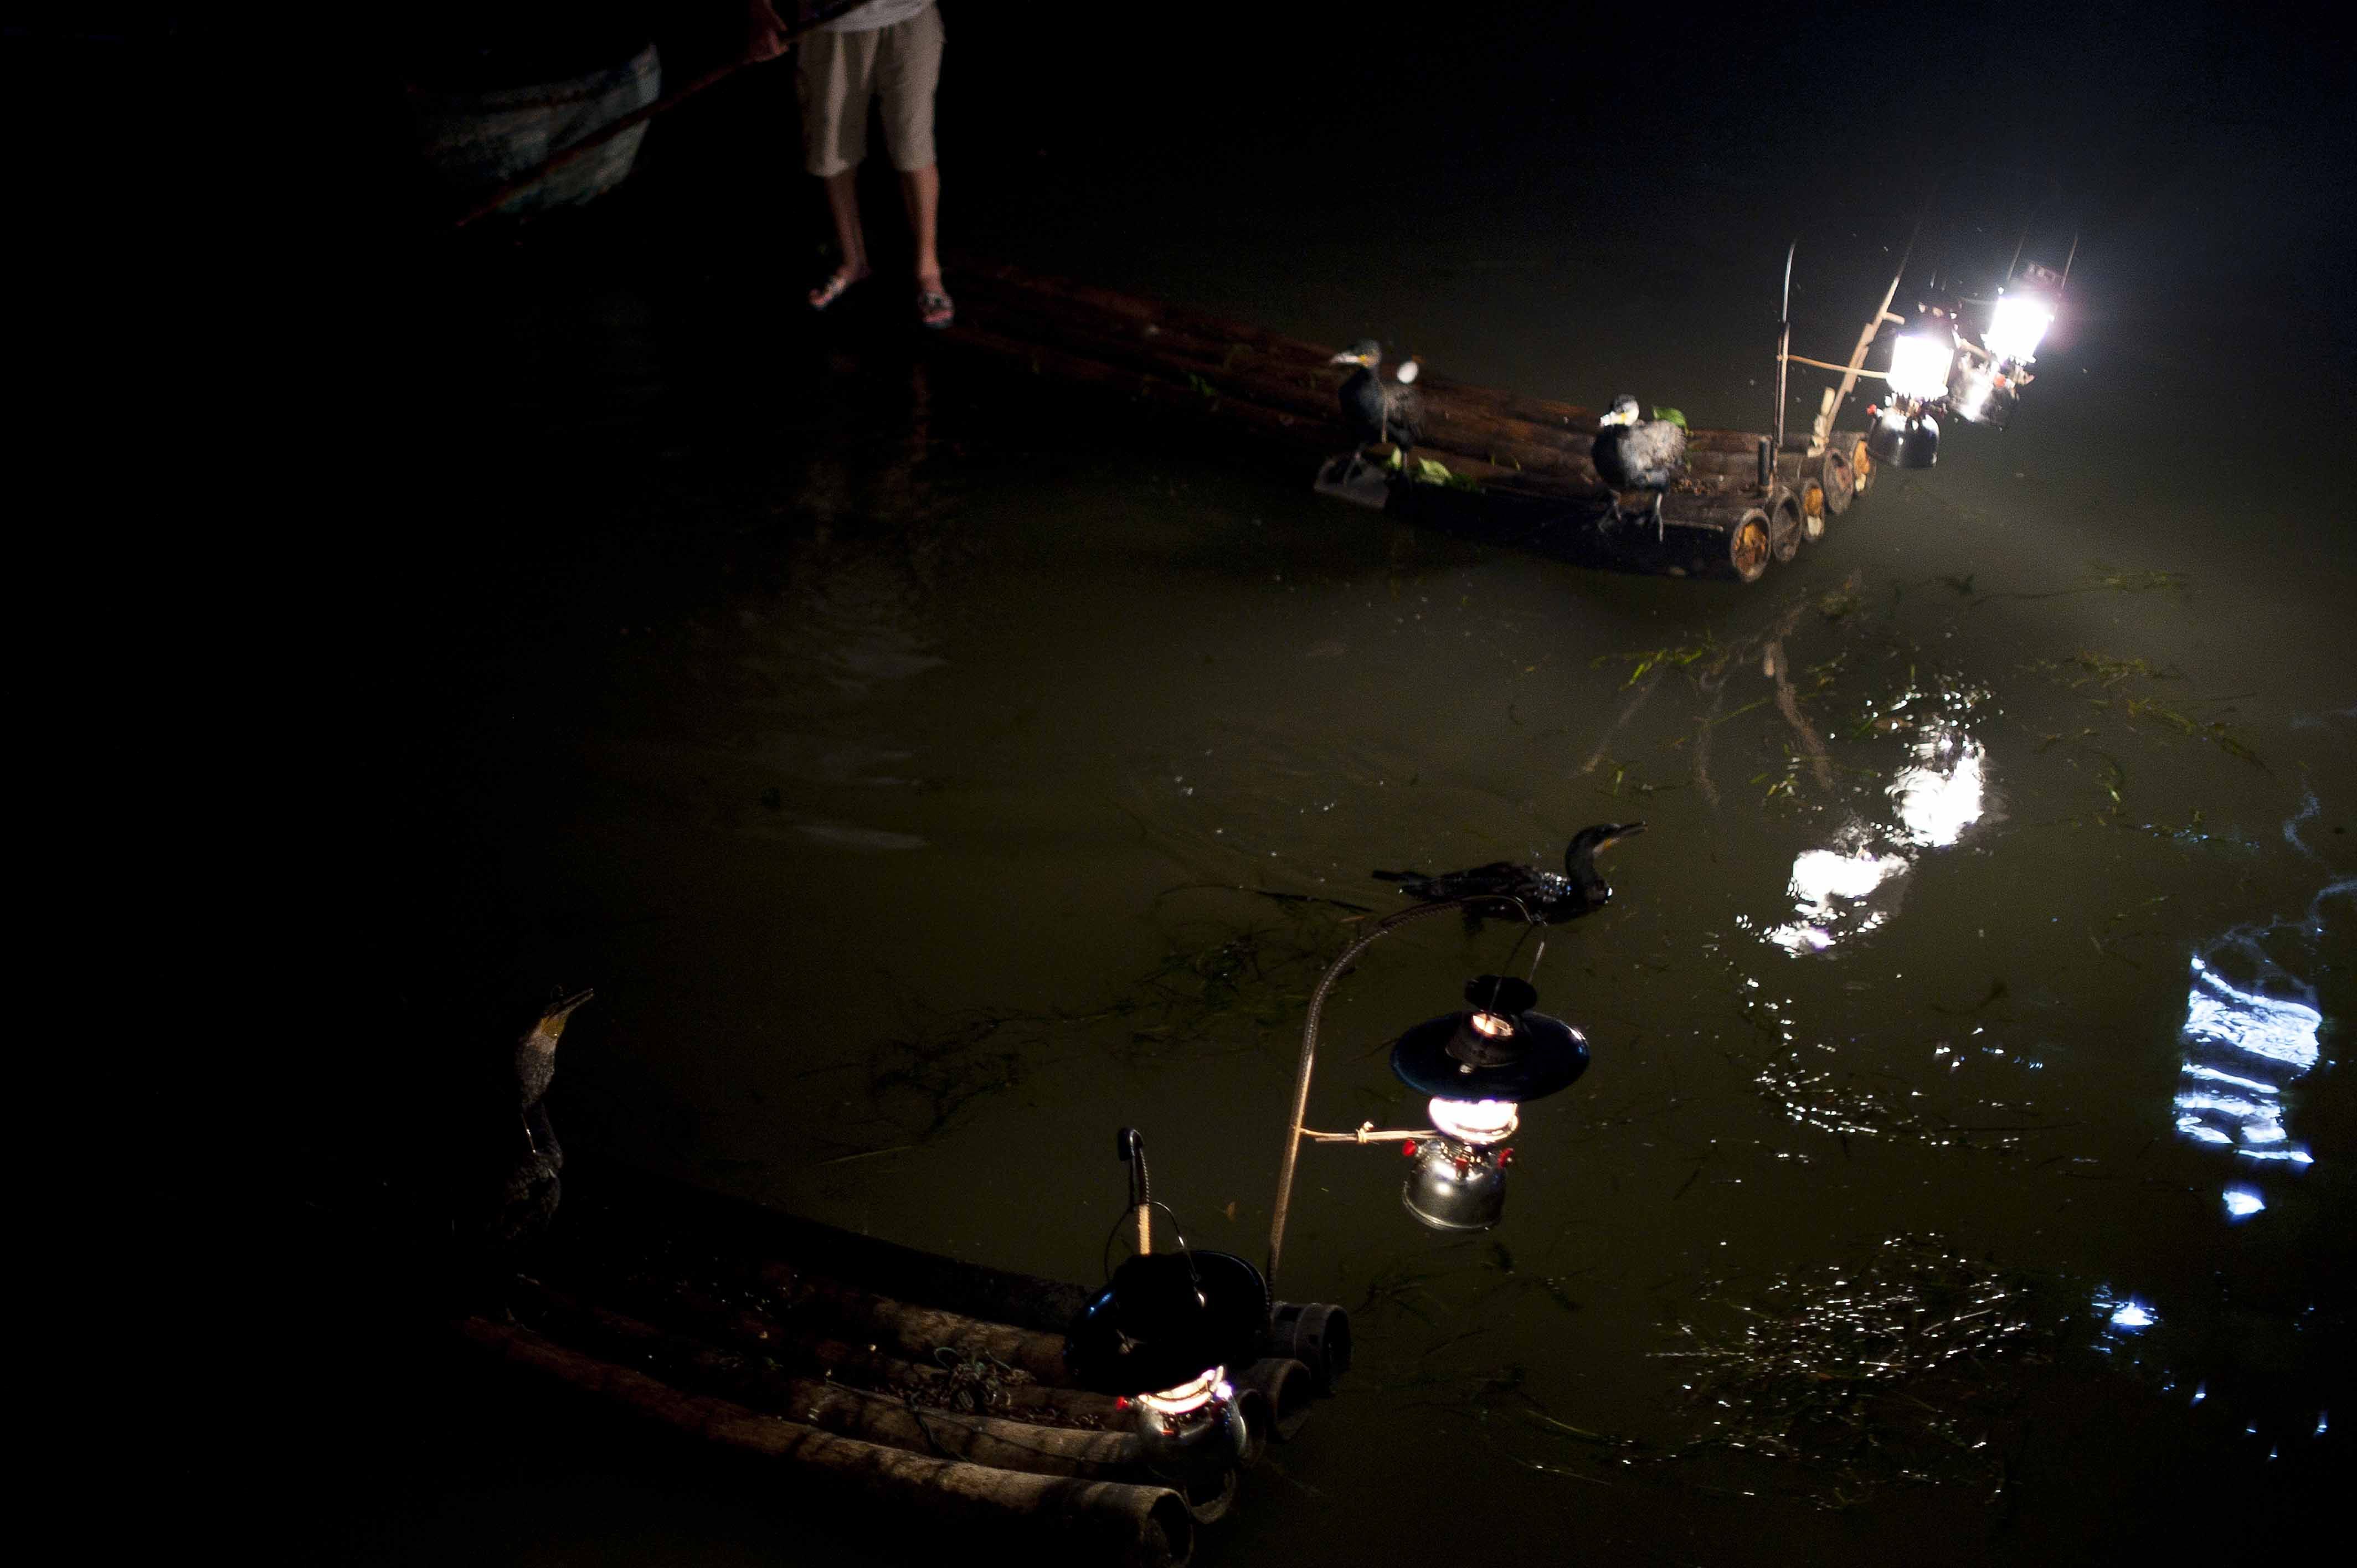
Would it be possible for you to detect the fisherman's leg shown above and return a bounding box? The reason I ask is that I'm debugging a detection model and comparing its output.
[899,166,939,288]
[801,25,876,302]
[878,6,946,305]
[821,171,869,282]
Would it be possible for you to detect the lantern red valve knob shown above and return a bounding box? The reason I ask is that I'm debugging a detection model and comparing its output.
[1401,1140,1418,1158]
[1498,1147,1514,1167]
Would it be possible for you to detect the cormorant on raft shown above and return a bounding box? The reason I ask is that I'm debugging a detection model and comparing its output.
[1373,822,1646,928]
[1331,339,1424,471]
[1592,396,1687,523]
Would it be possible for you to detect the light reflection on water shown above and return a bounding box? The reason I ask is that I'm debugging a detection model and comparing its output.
[2168,790,2350,1217]
[1768,694,1992,956]
[2173,956,2322,1169]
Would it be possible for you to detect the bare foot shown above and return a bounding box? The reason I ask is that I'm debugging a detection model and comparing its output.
[915,271,953,329]
[809,263,871,311]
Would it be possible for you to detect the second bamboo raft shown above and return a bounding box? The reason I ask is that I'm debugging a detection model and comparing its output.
[943,259,1879,582]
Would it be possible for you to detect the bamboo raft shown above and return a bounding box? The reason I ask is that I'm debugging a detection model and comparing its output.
[461,1160,1351,1568]
[943,260,1880,582]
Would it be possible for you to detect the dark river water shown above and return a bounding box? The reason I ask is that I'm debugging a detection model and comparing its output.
[280,4,2353,1562]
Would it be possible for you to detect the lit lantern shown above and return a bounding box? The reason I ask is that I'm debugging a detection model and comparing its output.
[1983,262,2061,367]
[1066,1248,1265,1469]
[1388,976,1589,1231]
[1885,312,1959,401]
[1867,310,1958,468]
[1949,261,2061,431]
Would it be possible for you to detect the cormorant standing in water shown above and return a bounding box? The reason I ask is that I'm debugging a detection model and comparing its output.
[1375,823,1646,929]
[1331,339,1424,472]
[1592,395,1686,520]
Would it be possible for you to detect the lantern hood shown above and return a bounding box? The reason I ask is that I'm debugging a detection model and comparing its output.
[1066,1250,1268,1397]
[1390,975,1589,1102]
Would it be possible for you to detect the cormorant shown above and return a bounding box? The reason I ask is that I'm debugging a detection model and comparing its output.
[1330,339,1424,470]
[1373,822,1646,927]
[477,989,592,1249]
[1592,395,1687,520]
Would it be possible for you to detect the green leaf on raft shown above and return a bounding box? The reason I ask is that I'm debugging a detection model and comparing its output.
[1412,456,1483,491]
[1651,406,1690,430]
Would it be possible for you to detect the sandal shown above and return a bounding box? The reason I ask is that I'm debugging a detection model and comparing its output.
[809,266,868,312]
[917,286,955,330]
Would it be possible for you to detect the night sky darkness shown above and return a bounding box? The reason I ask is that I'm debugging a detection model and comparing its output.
[50,3,2353,1563]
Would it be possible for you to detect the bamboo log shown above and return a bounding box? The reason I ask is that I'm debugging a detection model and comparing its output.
[951,260,1780,462]
[954,274,1789,494]
[1643,500,1772,582]
[1238,1358,1314,1442]
[1167,1464,1238,1526]
[953,287,1605,483]
[516,1282,1139,1477]
[573,1272,1126,1424]
[747,1257,1074,1386]
[1228,1384,1270,1472]
[459,1317,1193,1568]
[1768,492,1804,564]
[953,287,1587,472]
[954,294,1345,426]
[951,327,1336,456]
[954,282,1602,471]
[1265,1303,1352,1395]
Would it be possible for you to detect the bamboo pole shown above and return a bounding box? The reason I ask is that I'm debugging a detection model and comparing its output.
[1267,898,1499,1292]
[459,1317,1193,1568]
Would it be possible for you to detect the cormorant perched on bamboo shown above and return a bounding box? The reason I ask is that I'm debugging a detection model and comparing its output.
[1373,823,1646,928]
[1331,339,1424,471]
[1592,395,1687,518]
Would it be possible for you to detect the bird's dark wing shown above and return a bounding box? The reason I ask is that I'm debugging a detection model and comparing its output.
[1339,368,1386,446]
[1592,426,1633,489]
[1380,860,1540,901]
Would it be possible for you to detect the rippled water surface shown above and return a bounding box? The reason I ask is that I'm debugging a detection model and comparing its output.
[306,7,2354,1562]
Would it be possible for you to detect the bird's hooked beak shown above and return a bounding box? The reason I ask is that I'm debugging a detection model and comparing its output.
[1599,406,1634,427]
[1330,349,1377,368]
[1596,822,1648,852]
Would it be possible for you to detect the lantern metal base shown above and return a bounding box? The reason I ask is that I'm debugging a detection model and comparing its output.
[1134,1392,1249,1472]
[1867,410,1940,469]
[1402,1137,1507,1231]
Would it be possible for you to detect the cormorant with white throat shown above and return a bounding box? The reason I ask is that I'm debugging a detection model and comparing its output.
[1592,395,1687,519]
[1331,339,1424,470]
